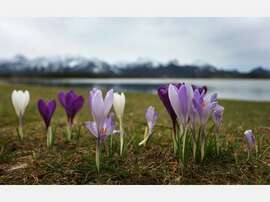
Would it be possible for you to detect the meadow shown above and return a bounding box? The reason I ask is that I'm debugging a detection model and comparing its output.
[0,82,270,184]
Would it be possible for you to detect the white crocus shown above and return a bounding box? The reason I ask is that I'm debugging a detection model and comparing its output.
[113,92,126,156]
[11,90,30,140]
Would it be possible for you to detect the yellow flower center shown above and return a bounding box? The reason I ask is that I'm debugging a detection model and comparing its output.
[100,127,107,134]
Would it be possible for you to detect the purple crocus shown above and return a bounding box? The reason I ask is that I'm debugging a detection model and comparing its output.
[168,83,194,127]
[37,99,56,148]
[191,84,207,95]
[158,83,207,157]
[192,90,217,161]
[58,90,84,125]
[139,106,158,146]
[85,88,114,172]
[157,83,181,133]
[37,99,56,129]
[212,104,224,133]
[167,83,195,163]
[192,89,217,127]
[145,106,158,135]
[158,83,207,132]
[85,115,114,142]
[244,129,256,151]
[58,90,84,141]
[88,88,113,131]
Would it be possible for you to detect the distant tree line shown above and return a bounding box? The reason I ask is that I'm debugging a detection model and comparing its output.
[0,55,269,78]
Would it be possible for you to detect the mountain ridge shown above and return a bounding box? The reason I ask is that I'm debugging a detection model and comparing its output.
[0,55,269,78]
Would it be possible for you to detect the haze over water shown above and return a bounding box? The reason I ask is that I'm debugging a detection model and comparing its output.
[19,78,270,101]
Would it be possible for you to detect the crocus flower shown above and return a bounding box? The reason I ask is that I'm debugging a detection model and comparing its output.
[192,90,217,127]
[88,88,98,113]
[113,92,126,156]
[158,83,181,155]
[11,90,30,140]
[168,83,194,128]
[88,88,113,126]
[168,83,194,163]
[244,129,257,160]
[145,106,158,135]
[58,90,84,141]
[85,88,114,172]
[191,84,207,95]
[158,83,207,132]
[37,99,56,148]
[139,106,158,146]
[85,115,114,142]
[113,92,125,120]
[212,104,224,133]
[210,104,224,156]
[244,129,256,151]
[157,83,181,133]
[192,89,217,161]
[158,83,207,157]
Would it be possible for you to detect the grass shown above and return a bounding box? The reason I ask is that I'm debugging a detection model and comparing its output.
[0,82,270,184]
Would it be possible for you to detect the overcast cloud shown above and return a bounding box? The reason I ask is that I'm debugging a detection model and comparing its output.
[0,18,269,71]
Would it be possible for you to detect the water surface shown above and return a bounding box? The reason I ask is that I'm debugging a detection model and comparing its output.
[19,78,270,101]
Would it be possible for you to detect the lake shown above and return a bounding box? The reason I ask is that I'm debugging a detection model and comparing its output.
[15,78,270,101]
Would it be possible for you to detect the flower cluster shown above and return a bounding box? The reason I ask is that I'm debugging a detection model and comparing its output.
[158,83,224,165]
[9,83,228,172]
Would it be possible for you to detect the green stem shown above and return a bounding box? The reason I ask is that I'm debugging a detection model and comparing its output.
[18,116,24,140]
[110,134,113,155]
[119,118,124,156]
[96,141,100,173]
[177,127,182,162]
[200,127,205,162]
[172,127,178,156]
[182,126,187,165]
[47,126,53,149]
[66,123,72,141]
[255,144,259,157]
[247,149,250,161]
[143,126,148,146]
[138,127,148,146]
[215,133,220,156]
[192,130,197,161]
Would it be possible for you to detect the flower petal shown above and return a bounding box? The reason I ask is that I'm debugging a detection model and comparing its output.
[11,90,20,117]
[178,84,189,124]
[104,89,114,116]
[22,90,30,115]
[58,91,66,108]
[73,95,84,114]
[168,84,182,123]
[89,88,98,115]
[92,90,106,129]
[37,99,56,128]
[113,92,125,119]
[244,129,256,149]
[85,121,98,138]
[145,106,158,135]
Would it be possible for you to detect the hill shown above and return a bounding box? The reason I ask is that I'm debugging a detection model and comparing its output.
[0,55,269,78]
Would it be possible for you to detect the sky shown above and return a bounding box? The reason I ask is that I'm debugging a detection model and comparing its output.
[0,17,269,72]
